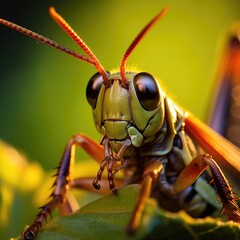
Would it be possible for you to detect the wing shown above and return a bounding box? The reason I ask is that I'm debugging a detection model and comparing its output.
[185,112,240,192]
[208,28,240,146]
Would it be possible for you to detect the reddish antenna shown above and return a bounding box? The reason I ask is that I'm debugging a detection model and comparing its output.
[49,7,108,82]
[0,7,108,81]
[0,18,95,65]
[120,7,169,86]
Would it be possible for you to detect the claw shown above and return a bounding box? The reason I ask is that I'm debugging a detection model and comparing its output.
[22,223,40,240]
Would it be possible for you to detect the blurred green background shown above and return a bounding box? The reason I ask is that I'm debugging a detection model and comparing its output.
[1,0,240,239]
[1,0,240,169]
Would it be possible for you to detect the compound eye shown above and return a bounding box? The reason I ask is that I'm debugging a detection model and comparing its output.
[133,72,160,110]
[86,72,104,108]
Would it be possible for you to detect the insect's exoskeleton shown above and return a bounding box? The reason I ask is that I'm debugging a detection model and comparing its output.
[0,6,239,240]
[86,71,165,151]
[209,25,240,147]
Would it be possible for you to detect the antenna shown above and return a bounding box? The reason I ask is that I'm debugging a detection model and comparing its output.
[49,7,108,82]
[0,8,108,81]
[120,7,169,86]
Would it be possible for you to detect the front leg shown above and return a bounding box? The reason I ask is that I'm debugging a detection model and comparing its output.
[164,154,240,222]
[22,133,104,240]
[127,160,163,235]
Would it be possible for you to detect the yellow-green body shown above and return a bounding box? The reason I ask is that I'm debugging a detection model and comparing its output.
[89,70,221,217]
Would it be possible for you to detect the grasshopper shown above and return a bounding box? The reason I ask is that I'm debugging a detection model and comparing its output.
[0,7,239,239]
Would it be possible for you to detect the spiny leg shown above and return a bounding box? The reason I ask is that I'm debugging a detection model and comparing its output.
[127,160,163,235]
[22,133,104,240]
[166,154,240,222]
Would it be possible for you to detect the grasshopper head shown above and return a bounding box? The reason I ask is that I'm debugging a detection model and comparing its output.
[85,7,168,152]
[86,70,165,151]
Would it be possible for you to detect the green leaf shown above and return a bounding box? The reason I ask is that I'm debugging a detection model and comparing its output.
[36,185,142,240]
[31,184,240,240]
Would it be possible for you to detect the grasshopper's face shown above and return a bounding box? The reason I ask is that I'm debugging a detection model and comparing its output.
[86,71,165,150]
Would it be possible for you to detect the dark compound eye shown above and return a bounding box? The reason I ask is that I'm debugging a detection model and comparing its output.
[133,72,160,110]
[86,72,104,108]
